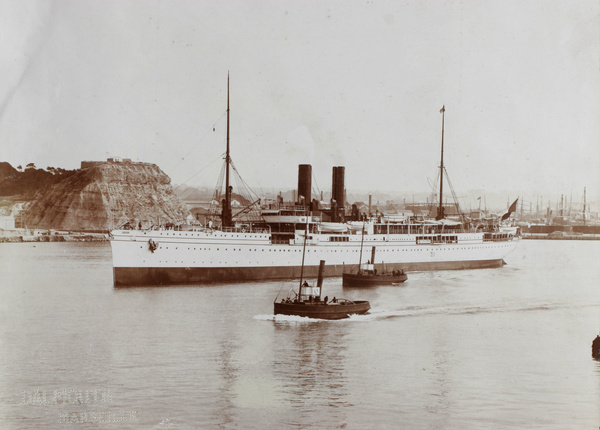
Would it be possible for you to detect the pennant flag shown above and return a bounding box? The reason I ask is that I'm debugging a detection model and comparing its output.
[501,198,518,221]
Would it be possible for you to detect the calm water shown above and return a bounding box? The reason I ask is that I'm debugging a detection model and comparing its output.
[0,240,599,429]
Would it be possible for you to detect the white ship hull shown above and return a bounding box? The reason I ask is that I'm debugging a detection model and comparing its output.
[110,228,520,286]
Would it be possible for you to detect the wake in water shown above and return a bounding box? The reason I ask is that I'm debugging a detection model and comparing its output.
[372,301,600,320]
[253,314,373,323]
[255,301,600,323]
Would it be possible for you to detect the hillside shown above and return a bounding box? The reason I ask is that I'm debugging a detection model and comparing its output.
[0,162,18,180]
[0,163,76,197]
[21,162,190,231]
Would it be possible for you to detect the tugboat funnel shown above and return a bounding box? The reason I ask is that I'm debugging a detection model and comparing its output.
[317,260,325,294]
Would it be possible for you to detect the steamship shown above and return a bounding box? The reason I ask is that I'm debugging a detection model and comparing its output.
[109,84,520,286]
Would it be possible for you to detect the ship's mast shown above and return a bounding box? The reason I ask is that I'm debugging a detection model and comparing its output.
[222,73,233,227]
[437,105,445,220]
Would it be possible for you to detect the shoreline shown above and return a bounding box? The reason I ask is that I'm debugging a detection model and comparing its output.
[0,233,108,243]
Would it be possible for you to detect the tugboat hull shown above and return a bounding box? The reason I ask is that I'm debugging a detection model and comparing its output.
[274,300,370,320]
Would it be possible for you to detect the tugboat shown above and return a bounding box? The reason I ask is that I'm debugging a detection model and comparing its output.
[274,260,371,320]
[342,224,407,287]
[274,215,369,319]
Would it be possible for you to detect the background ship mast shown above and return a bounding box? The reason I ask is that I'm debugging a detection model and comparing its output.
[583,186,587,225]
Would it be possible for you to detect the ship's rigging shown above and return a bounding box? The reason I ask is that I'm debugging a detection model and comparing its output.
[209,74,262,225]
[427,106,467,226]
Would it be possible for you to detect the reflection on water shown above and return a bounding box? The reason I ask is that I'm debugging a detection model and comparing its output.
[216,337,237,428]
[269,320,352,429]
[0,240,599,429]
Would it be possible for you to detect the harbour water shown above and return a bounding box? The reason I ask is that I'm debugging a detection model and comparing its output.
[0,240,598,429]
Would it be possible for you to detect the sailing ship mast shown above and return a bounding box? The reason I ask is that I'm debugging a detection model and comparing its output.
[436,105,445,220]
[222,73,233,227]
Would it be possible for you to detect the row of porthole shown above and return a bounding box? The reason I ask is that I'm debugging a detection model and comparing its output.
[142,232,268,239]
[144,261,302,265]
[139,245,509,263]
[141,245,505,254]
[139,240,508,249]
[140,243,506,250]
[140,241,509,251]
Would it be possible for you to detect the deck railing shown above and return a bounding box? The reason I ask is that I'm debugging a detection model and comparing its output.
[220,225,271,234]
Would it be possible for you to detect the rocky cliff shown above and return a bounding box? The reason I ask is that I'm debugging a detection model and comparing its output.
[22,162,190,231]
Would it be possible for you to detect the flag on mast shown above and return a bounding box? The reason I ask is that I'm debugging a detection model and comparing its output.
[440,105,445,113]
[501,198,519,221]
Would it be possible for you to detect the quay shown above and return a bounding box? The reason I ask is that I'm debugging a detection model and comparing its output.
[522,233,600,241]
[0,230,108,243]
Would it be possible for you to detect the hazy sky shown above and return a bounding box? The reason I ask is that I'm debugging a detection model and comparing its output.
[1,0,599,204]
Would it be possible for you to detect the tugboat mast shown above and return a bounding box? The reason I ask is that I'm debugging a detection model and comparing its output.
[358,222,365,274]
[298,215,310,297]
[437,105,445,220]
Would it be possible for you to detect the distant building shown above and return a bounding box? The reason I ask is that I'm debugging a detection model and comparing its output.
[469,210,485,219]
[189,208,211,225]
[382,209,414,219]
[184,200,214,210]
[81,161,103,169]
[81,158,139,169]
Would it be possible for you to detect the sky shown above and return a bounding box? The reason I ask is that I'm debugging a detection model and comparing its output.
[1,0,599,209]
